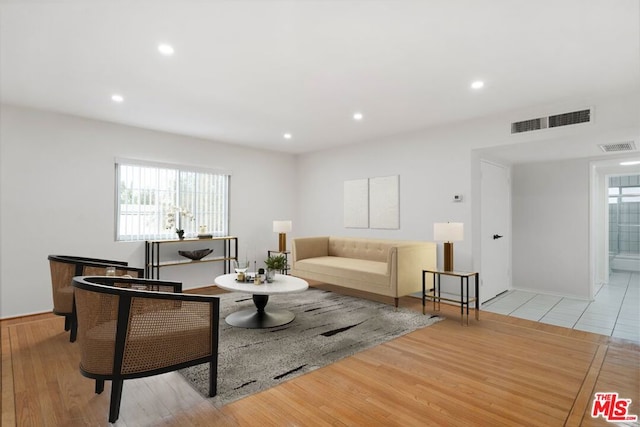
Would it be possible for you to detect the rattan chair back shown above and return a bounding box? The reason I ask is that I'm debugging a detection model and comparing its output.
[72,275,220,423]
[47,255,144,342]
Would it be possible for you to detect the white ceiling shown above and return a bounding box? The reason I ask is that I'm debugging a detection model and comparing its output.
[1,0,639,158]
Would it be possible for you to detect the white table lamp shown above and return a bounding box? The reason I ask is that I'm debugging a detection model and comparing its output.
[433,222,464,271]
[273,220,292,252]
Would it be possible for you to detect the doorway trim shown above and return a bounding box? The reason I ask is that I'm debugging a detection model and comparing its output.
[479,159,512,303]
[589,157,640,299]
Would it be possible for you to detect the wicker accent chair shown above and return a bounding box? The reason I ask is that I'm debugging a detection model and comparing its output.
[72,275,220,423]
[48,255,144,342]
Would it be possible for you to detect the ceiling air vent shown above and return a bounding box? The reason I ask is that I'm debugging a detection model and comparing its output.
[511,108,592,134]
[598,141,637,153]
[548,109,591,128]
[511,117,546,134]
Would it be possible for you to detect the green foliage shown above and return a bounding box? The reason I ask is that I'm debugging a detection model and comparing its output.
[264,254,287,270]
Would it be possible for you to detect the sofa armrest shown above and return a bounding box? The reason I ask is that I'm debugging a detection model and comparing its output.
[393,243,437,296]
[292,237,329,264]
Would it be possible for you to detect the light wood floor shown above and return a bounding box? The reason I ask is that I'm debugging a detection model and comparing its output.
[2,284,639,426]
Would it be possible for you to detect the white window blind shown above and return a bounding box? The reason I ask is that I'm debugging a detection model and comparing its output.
[115,159,230,241]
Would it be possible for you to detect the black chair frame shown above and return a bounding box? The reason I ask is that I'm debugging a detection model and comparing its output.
[72,276,220,423]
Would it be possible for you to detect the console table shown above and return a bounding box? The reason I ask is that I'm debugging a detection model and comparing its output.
[422,269,479,325]
[145,236,238,279]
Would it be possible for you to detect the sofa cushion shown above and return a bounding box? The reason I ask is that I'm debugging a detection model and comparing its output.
[328,237,395,262]
[80,305,212,376]
[295,256,389,286]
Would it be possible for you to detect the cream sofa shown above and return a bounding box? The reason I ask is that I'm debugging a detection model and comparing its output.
[291,236,436,307]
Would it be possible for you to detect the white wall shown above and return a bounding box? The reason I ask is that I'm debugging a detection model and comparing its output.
[0,105,297,318]
[295,126,485,273]
[2,92,637,317]
[295,121,505,298]
[511,159,591,299]
[294,93,639,301]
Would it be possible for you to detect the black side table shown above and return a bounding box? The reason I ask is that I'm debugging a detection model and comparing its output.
[422,269,479,325]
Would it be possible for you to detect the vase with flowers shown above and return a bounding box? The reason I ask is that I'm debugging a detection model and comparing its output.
[165,206,194,239]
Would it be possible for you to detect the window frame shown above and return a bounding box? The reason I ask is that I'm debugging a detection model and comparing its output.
[115,158,231,242]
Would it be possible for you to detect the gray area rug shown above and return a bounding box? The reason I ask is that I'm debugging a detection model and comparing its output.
[179,288,441,407]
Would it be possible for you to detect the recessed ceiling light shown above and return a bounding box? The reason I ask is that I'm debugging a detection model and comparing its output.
[620,160,640,166]
[158,43,174,56]
[353,112,363,121]
[471,80,484,89]
[111,94,124,103]
[283,133,292,140]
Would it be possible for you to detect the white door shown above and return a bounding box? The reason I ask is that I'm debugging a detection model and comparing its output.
[480,160,511,303]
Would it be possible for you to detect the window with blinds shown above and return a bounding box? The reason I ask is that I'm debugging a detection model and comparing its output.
[115,159,230,241]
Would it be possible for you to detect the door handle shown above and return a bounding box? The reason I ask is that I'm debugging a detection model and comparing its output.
[493,234,503,240]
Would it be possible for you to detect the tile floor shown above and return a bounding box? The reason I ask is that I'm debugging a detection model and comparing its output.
[482,270,640,343]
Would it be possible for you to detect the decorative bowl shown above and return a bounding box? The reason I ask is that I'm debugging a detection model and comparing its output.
[178,249,213,260]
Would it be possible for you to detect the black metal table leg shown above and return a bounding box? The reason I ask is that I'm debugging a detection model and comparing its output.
[459,276,464,325]
[422,271,426,315]
[224,294,296,329]
[435,273,440,312]
[475,273,480,320]
[465,276,469,325]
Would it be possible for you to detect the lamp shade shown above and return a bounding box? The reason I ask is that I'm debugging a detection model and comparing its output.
[273,220,292,233]
[433,222,464,242]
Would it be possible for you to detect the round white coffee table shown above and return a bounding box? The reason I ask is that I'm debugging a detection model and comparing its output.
[214,273,309,328]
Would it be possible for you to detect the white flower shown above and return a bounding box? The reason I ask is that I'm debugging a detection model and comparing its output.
[165,206,194,231]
